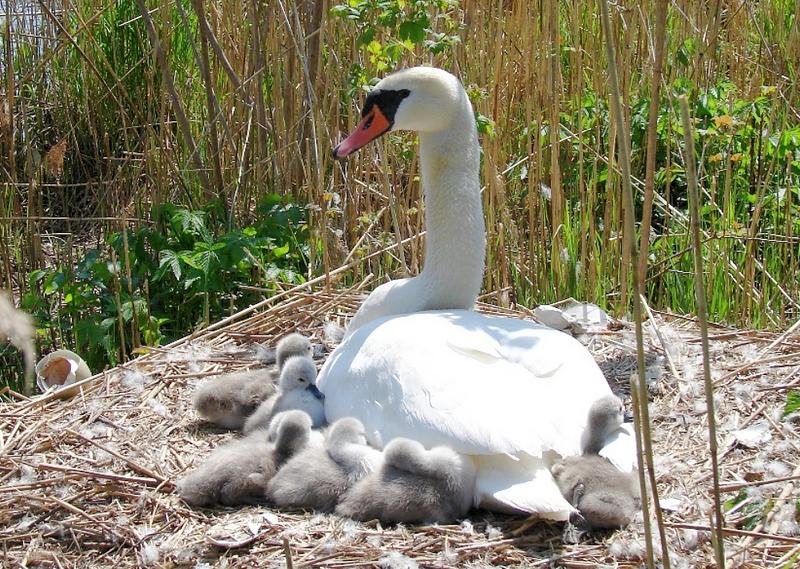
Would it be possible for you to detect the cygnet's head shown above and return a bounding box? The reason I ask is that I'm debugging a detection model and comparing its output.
[279,356,324,400]
[326,417,369,447]
[334,67,466,158]
[270,409,312,439]
[588,395,625,437]
[275,333,313,370]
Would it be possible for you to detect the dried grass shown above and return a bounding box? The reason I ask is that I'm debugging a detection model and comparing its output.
[44,139,67,181]
[1,289,799,567]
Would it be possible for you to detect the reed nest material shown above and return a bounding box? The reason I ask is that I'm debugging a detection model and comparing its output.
[2,289,799,568]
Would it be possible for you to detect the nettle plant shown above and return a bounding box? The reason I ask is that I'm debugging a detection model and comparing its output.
[331,0,462,74]
[331,0,496,135]
[23,195,309,372]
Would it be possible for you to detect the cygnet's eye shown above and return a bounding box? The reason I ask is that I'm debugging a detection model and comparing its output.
[297,376,307,384]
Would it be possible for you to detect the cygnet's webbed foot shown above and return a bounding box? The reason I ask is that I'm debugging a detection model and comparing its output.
[570,482,586,508]
[561,513,589,544]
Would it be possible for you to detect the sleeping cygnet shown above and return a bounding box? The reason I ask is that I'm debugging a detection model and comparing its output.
[551,455,640,530]
[335,438,476,524]
[242,356,325,434]
[191,368,276,430]
[551,394,640,532]
[177,410,312,507]
[266,417,382,512]
[191,333,313,429]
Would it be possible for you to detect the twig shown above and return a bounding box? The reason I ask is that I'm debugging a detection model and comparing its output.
[714,317,800,386]
[33,463,161,487]
[66,429,174,490]
[206,529,272,549]
[283,537,294,569]
[640,294,683,381]
[680,94,726,567]
[665,522,800,544]
[600,1,670,566]
[719,474,800,493]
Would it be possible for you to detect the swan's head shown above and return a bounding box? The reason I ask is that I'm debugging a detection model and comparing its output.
[334,67,466,158]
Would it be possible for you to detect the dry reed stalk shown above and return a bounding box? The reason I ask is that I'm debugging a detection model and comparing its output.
[600,2,671,567]
[133,0,212,202]
[679,94,725,567]
[108,245,128,362]
[637,0,668,293]
[2,11,15,183]
[189,0,225,207]
[629,378,655,568]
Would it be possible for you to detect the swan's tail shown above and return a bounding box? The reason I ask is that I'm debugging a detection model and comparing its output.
[472,452,575,520]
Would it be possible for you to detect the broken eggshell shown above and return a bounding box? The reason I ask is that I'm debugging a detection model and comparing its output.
[35,349,93,398]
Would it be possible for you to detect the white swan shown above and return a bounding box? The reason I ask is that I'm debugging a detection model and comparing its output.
[319,67,631,519]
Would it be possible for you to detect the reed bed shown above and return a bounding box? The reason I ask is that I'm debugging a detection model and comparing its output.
[1,0,798,341]
[1,288,799,567]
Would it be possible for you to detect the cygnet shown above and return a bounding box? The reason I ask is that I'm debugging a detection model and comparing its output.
[266,417,381,512]
[335,437,476,524]
[177,411,312,507]
[551,455,640,529]
[583,394,626,455]
[243,356,325,434]
[191,368,275,430]
[275,332,313,369]
[552,394,640,531]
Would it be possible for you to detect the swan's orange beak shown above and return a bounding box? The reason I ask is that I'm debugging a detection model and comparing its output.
[333,106,391,159]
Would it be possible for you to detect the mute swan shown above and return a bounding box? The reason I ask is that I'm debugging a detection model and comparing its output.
[319,67,633,519]
[336,438,475,524]
[266,417,382,512]
[242,356,325,434]
[177,412,310,507]
[551,396,640,530]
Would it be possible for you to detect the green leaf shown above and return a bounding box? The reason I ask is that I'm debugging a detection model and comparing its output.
[158,249,182,280]
[785,391,800,417]
[172,209,211,242]
[272,243,290,258]
[357,27,375,46]
[183,249,219,274]
[398,21,425,44]
[677,38,696,67]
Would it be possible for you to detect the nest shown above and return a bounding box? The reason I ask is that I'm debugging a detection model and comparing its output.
[2,288,799,568]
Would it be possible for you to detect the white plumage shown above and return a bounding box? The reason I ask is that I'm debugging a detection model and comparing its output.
[320,67,632,519]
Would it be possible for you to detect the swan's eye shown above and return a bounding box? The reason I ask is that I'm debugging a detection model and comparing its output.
[297,377,306,384]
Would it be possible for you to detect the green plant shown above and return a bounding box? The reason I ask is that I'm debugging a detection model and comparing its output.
[21,195,309,373]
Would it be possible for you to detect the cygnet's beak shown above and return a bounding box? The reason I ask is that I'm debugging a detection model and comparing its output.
[306,383,325,400]
[333,106,391,159]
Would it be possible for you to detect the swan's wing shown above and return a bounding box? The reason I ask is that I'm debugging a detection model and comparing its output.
[473,454,575,519]
[599,422,637,472]
[320,311,613,458]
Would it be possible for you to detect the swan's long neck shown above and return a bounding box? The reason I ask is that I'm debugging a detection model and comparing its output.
[417,95,485,310]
